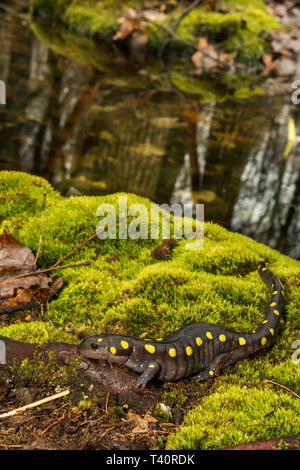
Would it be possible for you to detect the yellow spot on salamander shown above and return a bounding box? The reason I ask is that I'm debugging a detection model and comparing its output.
[273,291,278,295]
[219,334,226,342]
[110,346,116,355]
[206,332,213,340]
[274,310,279,316]
[148,364,155,368]
[239,337,246,346]
[269,328,274,336]
[156,338,163,341]
[186,346,193,356]
[169,348,176,358]
[270,302,276,307]
[209,370,214,376]
[195,337,202,346]
[261,337,267,346]
[97,338,103,343]
[262,267,267,271]
[262,320,268,324]
[121,340,129,349]
[145,344,156,354]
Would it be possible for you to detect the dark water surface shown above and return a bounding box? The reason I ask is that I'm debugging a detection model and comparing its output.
[0,7,299,259]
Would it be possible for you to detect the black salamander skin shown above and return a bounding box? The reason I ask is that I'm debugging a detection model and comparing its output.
[79,262,284,388]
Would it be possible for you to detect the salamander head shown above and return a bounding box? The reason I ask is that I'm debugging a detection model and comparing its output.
[79,333,132,364]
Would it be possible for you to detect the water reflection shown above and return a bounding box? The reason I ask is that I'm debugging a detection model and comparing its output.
[0,8,299,258]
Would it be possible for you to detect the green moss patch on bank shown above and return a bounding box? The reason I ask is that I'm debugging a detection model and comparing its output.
[30,0,281,62]
[166,384,300,449]
[0,170,299,449]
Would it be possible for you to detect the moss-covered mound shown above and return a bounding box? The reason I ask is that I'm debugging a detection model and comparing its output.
[0,170,299,449]
[30,0,280,61]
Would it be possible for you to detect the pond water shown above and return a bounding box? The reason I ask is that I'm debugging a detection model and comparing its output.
[0,7,299,259]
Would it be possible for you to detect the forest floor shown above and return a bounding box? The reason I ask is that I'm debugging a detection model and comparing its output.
[0,365,299,451]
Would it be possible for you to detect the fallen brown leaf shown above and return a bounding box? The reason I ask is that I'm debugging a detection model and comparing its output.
[0,227,63,313]
[113,8,140,41]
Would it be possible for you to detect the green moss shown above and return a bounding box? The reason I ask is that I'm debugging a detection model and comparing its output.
[154,403,171,423]
[160,388,188,408]
[30,0,281,62]
[166,384,300,449]
[0,170,61,220]
[177,0,280,61]
[1,171,299,448]
[0,321,77,344]
[30,0,140,40]
[170,72,264,102]
[30,19,117,73]
[30,0,72,21]
[109,406,126,419]
[10,352,80,388]
[76,398,95,409]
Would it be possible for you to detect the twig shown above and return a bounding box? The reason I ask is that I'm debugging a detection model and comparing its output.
[41,415,67,435]
[0,390,70,419]
[33,194,46,267]
[263,379,300,400]
[50,214,129,268]
[159,0,201,59]
[105,392,110,414]
[151,21,230,69]
[50,233,99,269]
[5,261,91,281]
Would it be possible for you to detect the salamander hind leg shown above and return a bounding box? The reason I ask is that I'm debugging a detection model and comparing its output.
[190,352,232,382]
[136,362,161,389]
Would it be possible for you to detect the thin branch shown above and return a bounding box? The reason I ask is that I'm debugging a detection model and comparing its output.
[171,0,202,35]
[263,378,300,400]
[33,193,46,267]
[50,214,129,268]
[151,21,230,69]
[6,261,91,281]
[41,415,67,435]
[0,390,70,419]
[159,0,202,59]
[0,302,41,316]
[50,233,99,269]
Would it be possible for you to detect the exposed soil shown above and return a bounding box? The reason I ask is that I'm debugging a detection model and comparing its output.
[0,359,214,450]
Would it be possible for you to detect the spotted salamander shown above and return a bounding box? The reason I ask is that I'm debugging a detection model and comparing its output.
[79,262,284,388]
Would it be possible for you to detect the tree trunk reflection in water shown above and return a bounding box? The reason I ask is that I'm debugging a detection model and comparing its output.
[171,96,300,259]
[231,102,300,259]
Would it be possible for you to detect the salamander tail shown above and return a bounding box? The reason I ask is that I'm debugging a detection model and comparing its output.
[253,262,284,346]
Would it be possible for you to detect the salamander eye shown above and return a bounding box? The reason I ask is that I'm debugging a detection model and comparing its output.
[91,342,99,350]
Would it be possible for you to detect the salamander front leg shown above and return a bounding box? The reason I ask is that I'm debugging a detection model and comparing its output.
[136,362,161,389]
[190,352,232,382]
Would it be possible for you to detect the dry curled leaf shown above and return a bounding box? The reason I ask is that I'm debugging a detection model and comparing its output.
[127,410,157,433]
[0,227,63,312]
[113,8,140,41]
[192,37,235,70]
